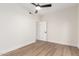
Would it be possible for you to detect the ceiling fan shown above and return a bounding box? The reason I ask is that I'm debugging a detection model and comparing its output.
[31,3,52,14]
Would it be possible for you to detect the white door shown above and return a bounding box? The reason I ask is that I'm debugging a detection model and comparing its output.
[38,21,47,41]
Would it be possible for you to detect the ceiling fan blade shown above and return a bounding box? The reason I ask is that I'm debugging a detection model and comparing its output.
[40,4,52,7]
[31,3,37,6]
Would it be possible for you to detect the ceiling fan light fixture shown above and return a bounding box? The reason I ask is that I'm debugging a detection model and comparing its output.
[36,6,41,10]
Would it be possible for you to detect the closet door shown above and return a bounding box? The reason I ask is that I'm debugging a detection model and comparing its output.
[38,21,47,41]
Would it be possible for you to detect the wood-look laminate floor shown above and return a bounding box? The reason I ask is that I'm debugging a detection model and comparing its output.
[2,40,79,56]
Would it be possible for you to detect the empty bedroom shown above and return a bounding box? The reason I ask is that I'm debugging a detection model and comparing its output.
[0,3,79,56]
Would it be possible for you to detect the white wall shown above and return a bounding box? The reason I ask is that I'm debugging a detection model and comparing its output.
[0,4,38,54]
[41,6,78,47]
[77,5,79,48]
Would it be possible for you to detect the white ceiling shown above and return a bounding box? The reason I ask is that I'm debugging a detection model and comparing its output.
[20,3,78,15]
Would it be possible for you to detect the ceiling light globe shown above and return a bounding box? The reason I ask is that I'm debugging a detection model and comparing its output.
[36,6,41,10]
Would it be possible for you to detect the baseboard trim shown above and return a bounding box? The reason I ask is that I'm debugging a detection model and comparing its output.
[48,40,77,47]
[0,40,36,55]
[37,40,77,47]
